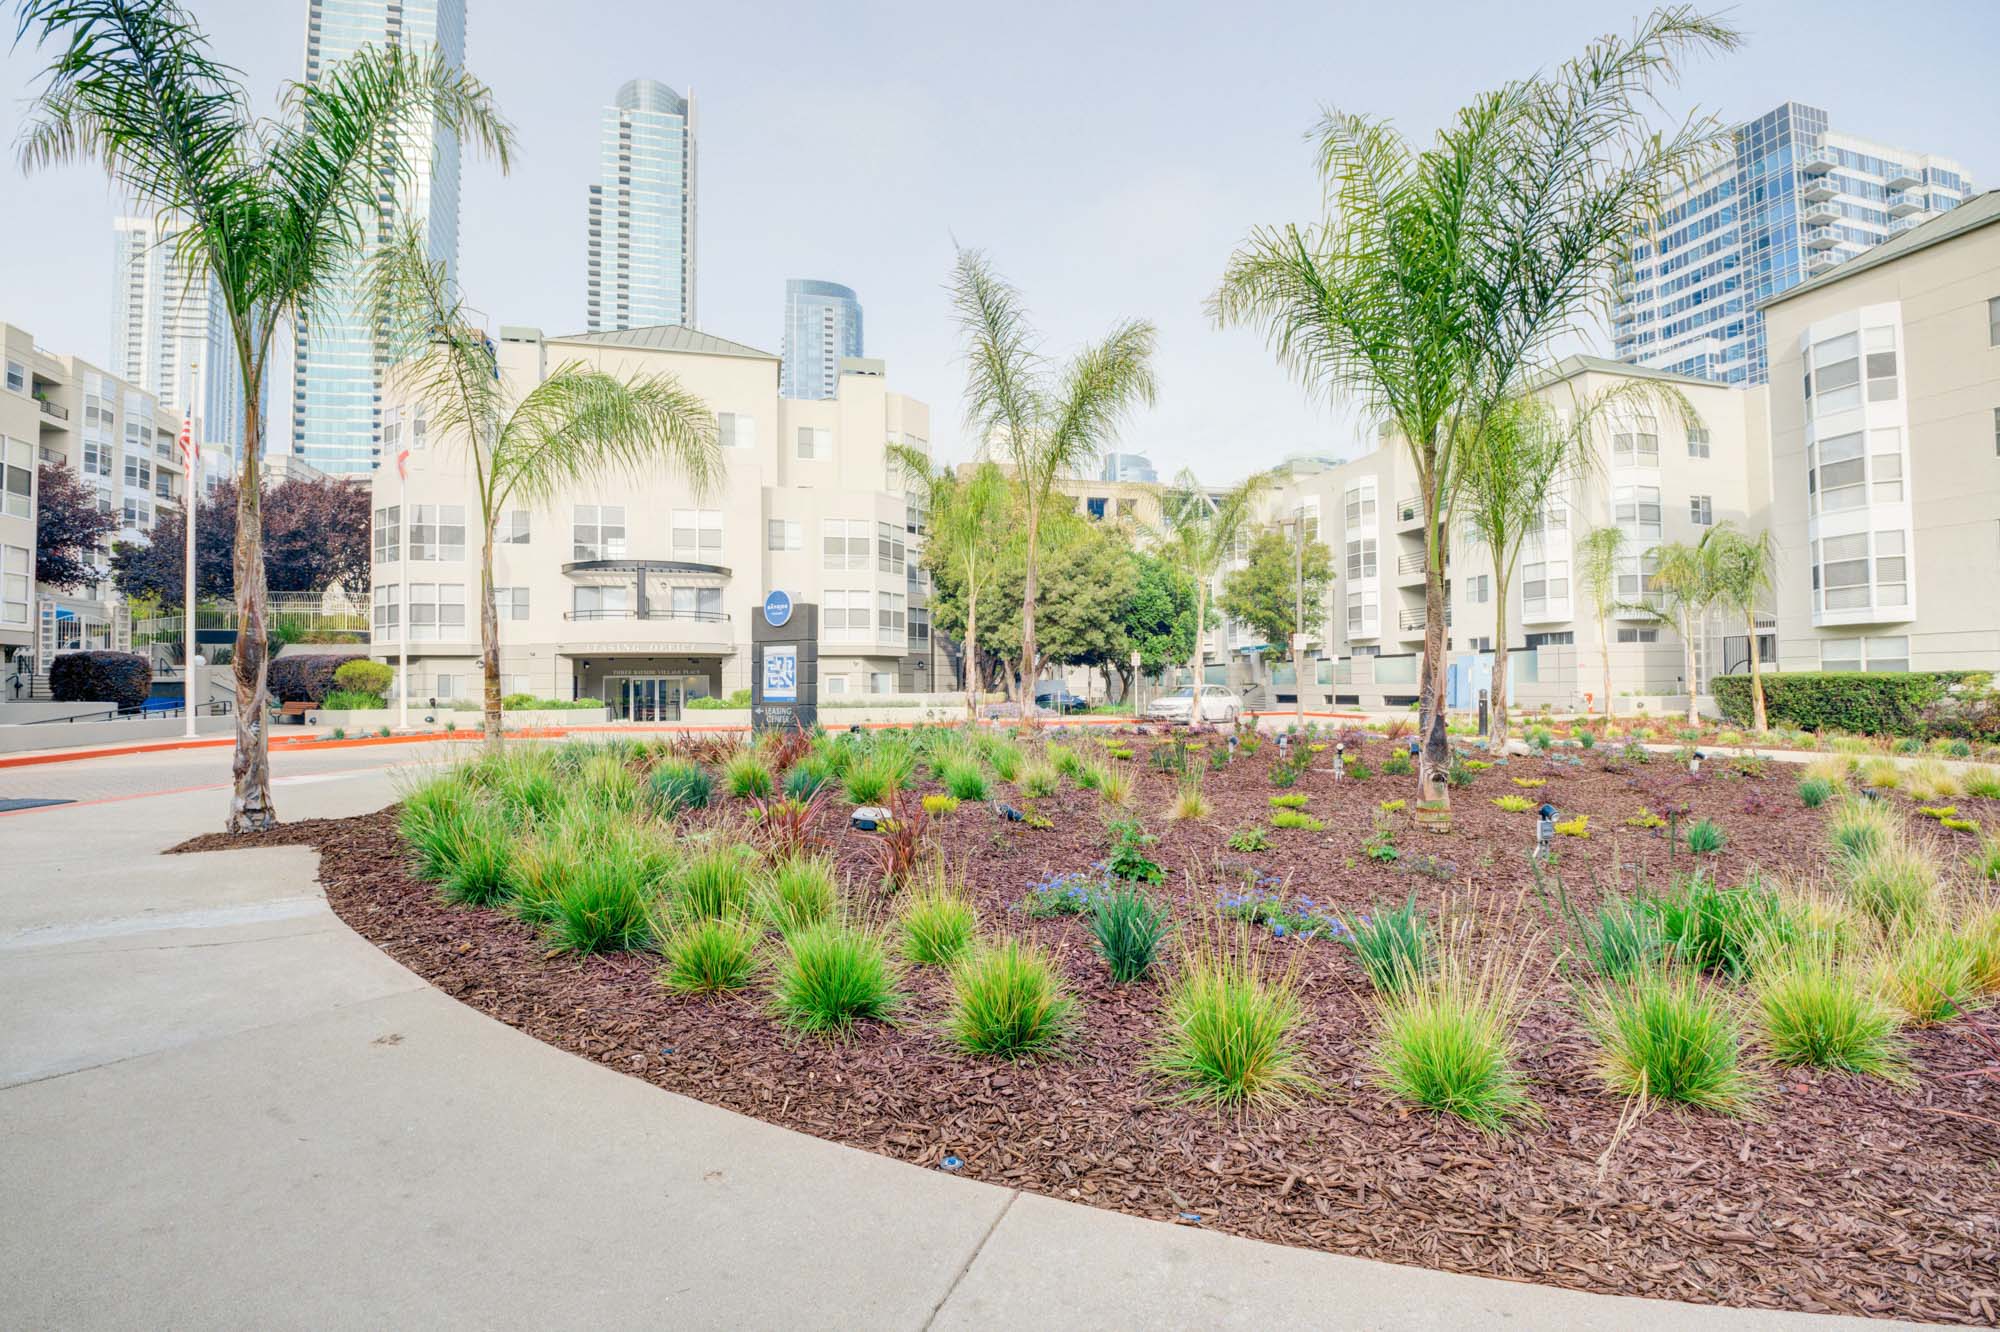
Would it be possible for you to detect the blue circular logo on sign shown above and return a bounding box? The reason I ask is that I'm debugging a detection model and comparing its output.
[763,590,793,628]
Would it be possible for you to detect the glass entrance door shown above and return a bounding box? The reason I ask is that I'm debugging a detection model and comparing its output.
[610,674,711,722]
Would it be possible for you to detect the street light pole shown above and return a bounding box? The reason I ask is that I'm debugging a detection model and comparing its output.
[1292,509,1306,731]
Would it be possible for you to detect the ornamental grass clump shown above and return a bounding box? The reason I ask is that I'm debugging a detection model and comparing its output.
[1148,928,1315,1108]
[783,756,834,800]
[1019,761,1060,798]
[481,748,564,826]
[1168,772,1209,822]
[1905,759,1961,804]
[1964,905,2000,995]
[1751,940,1911,1084]
[658,916,761,995]
[509,808,671,926]
[982,737,1023,783]
[1090,885,1171,982]
[1874,928,1975,1025]
[842,754,896,805]
[1845,842,1940,935]
[649,757,714,816]
[1963,766,2000,800]
[1826,798,1899,863]
[1339,897,1430,994]
[576,751,643,814]
[671,844,758,923]
[946,938,1075,1058]
[399,771,514,903]
[899,876,978,966]
[1046,743,1083,781]
[757,853,840,936]
[1097,764,1135,807]
[1371,950,1539,1132]
[1584,968,1760,1114]
[771,919,903,1036]
[1797,776,1834,809]
[1648,873,1787,981]
[723,751,775,801]
[1684,819,1726,854]
[1575,894,1663,981]
[939,756,991,802]
[543,854,661,954]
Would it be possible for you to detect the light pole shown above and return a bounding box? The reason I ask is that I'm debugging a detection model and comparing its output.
[1288,508,1307,731]
[181,359,202,739]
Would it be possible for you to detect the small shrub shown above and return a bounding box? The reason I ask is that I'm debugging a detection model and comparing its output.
[658,917,761,995]
[1339,897,1429,993]
[1021,869,1099,917]
[1916,804,1957,820]
[1491,795,1532,813]
[1962,766,2000,800]
[1576,730,1597,750]
[1019,761,1060,798]
[1584,969,1759,1113]
[1650,874,1787,980]
[757,854,840,935]
[1753,943,1911,1083]
[1941,817,1980,834]
[843,755,896,805]
[1846,843,1940,934]
[1554,815,1590,839]
[1227,825,1270,853]
[1345,760,1373,781]
[1875,928,1975,1024]
[1381,751,1414,777]
[1372,953,1537,1132]
[332,657,394,697]
[1684,819,1726,854]
[1272,809,1325,832]
[1269,793,1310,810]
[939,756,991,802]
[947,938,1075,1057]
[1625,808,1667,829]
[899,878,978,966]
[1797,776,1834,808]
[671,845,758,923]
[1148,930,1315,1107]
[49,648,154,710]
[1380,799,1406,813]
[771,920,903,1035]
[649,758,713,816]
[724,751,775,800]
[1091,885,1171,982]
[1511,777,1546,789]
[1105,817,1166,884]
[922,793,961,816]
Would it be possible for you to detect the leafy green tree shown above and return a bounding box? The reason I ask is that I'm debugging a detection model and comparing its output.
[892,448,1007,720]
[1123,553,1197,684]
[15,0,513,829]
[1575,525,1627,719]
[1699,522,1777,732]
[1211,8,1736,818]
[370,228,718,747]
[1036,516,1138,680]
[948,249,1156,714]
[1154,470,1269,724]
[1219,525,1334,663]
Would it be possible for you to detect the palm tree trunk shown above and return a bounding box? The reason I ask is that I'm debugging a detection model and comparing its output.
[1490,570,1512,746]
[480,513,502,748]
[1020,500,1041,724]
[1598,607,1612,720]
[225,392,275,833]
[963,589,979,724]
[1745,609,1767,733]
[1417,489,1450,825]
[1189,580,1209,726]
[1681,608,1700,725]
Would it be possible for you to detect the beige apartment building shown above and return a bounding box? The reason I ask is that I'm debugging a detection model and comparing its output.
[1,321,189,695]
[368,326,939,717]
[1760,190,2000,675]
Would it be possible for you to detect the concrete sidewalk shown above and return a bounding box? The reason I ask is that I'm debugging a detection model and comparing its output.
[0,756,1914,1329]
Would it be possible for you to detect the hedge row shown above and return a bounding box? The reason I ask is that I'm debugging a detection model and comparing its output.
[1712,670,1982,737]
[268,652,364,705]
[48,651,153,711]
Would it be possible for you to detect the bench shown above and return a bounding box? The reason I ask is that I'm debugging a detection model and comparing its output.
[277,701,315,725]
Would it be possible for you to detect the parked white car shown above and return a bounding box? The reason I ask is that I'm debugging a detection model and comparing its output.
[1145,685,1242,724]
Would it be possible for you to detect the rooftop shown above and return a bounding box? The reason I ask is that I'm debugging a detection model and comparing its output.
[1761,189,2000,309]
[550,325,780,362]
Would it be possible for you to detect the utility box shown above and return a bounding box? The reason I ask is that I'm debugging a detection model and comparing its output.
[751,591,818,733]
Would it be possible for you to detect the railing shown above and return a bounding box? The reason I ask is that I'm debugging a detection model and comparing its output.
[563,608,731,623]
[20,698,233,725]
[1397,607,1451,632]
[37,398,68,421]
[1395,550,1431,576]
[1395,497,1421,524]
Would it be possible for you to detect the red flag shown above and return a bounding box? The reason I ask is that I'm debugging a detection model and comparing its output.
[396,448,410,481]
[177,408,197,469]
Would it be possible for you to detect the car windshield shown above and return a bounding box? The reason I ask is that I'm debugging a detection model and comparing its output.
[1164,688,1194,700]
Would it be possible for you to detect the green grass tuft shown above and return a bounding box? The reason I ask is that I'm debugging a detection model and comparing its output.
[1371,955,1538,1132]
[899,878,979,967]
[939,756,991,802]
[946,938,1075,1058]
[1753,942,1911,1083]
[649,758,713,816]
[658,916,761,995]
[757,854,840,935]
[770,919,903,1036]
[671,844,758,923]
[1584,968,1761,1114]
[1796,776,1834,808]
[1148,930,1316,1108]
[1339,897,1431,993]
[1648,873,1787,980]
[723,751,775,800]
[1090,885,1171,982]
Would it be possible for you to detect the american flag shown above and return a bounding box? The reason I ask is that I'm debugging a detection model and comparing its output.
[176,408,197,469]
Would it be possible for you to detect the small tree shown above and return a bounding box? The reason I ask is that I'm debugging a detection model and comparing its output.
[332,657,393,700]
[34,461,116,592]
[111,476,370,608]
[1699,522,1776,733]
[1121,553,1197,692]
[891,447,1007,721]
[1219,524,1334,664]
[1643,539,1719,725]
[1576,525,1626,719]
[1154,470,1269,724]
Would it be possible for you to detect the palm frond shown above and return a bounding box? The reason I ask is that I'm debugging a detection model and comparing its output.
[1043,317,1158,486]
[495,364,719,510]
[949,246,1046,459]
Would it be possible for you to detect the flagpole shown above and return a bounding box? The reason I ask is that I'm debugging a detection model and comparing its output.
[182,362,200,740]
[397,456,409,731]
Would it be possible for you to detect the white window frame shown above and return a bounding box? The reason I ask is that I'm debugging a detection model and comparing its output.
[373,505,401,564]
[572,504,626,561]
[409,504,466,562]
[717,412,757,450]
[796,426,831,461]
[670,508,722,562]
[1,437,33,520]
[767,518,802,551]
[1,543,29,625]
[822,518,871,571]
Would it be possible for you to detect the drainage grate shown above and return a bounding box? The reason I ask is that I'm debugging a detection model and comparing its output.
[0,797,75,813]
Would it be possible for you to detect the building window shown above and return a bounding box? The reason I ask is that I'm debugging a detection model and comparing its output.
[1343,479,1377,527]
[1616,626,1659,644]
[670,586,722,621]
[1989,296,2000,346]
[869,671,895,694]
[767,518,801,551]
[877,591,906,646]
[1466,636,1492,653]
[796,426,830,460]
[1522,559,1569,619]
[410,504,465,561]
[1,544,29,624]
[671,509,722,562]
[908,607,931,650]
[408,583,466,641]
[2,437,32,520]
[824,674,850,696]
[1821,635,1909,673]
[499,511,530,544]
[1809,332,1861,416]
[877,521,906,575]
[1686,423,1711,458]
[572,504,626,560]
[493,587,530,621]
[1085,496,1108,520]
[82,434,111,477]
[822,518,870,570]
[1611,423,1660,468]
[154,470,173,500]
[373,506,400,563]
[822,589,869,640]
[1466,574,1489,603]
[1808,431,1865,513]
[371,585,399,636]
[1873,529,1908,608]
[1689,494,1713,526]
[1871,429,1905,502]
[433,673,456,701]
[1345,588,1379,638]
[121,497,152,530]
[1613,485,1662,541]
[571,584,629,619]
[1616,553,1658,605]
[1344,537,1376,581]
[1864,328,1899,402]
[123,454,152,491]
[1819,533,1871,611]
[3,361,23,394]
[1864,635,1909,673]
[717,412,756,449]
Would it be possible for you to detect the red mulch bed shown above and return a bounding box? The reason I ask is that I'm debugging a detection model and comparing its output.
[175,736,2000,1324]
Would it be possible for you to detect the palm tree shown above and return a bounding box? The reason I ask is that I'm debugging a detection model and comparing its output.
[889,446,1007,723]
[948,249,1157,714]
[1575,525,1627,720]
[1699,522,1776,732]
[1211,8,1736,822]
[15,0,512,830]
[370,229,719,748]
[1644,539,1719,726]
[1155,470,1269,726]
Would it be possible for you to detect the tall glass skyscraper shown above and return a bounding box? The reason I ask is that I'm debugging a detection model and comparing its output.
[111,215,259,481]
[291,0,466,475]
[587,79,698,332]
[1612,102,1969,385]
[779,280,862,400]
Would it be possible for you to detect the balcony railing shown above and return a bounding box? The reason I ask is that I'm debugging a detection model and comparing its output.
[1799,149,1838,175]
[563,608,731,623]
[1395,550,1432,576]
[37,397,69,421]
[1397,606,1450,633]
[1886,189,1925,217]
[1395,496,1421,525]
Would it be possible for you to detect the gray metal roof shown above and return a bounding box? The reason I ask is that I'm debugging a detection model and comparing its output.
[1760,189,2000,309]
[550,325,780,361]
[1538,354,1723,391]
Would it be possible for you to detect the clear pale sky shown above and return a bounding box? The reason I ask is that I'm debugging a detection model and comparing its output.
[3,0,1995,477]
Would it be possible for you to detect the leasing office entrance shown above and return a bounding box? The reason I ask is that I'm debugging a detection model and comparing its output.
[606,673,713,722]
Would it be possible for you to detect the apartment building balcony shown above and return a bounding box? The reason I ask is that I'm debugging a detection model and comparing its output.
[555,609,736,656]
[1804,249,1845,275]
[1886,189,1926,218]
[1799,149,1837,175]
[1803,224,1842,250]
[1887,214,1929,236]
[1885,166,1923,191]
[1396,605,1448,637]
[1801,173,1839,203]
[1395,549,1441,586]
[1801,200,1841,226]
[1394,496,1423,532]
